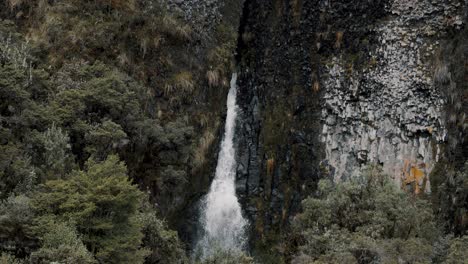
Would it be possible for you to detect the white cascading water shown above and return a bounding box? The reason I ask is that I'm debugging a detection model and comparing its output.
[195,73,248,259]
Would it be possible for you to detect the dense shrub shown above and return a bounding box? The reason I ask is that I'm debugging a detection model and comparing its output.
[30,222,96,264]
[32,156,149,263]
[292,166,439,263]
[196,249,255,264]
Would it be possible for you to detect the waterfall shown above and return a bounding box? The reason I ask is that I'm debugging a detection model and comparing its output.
[195,73,248,259]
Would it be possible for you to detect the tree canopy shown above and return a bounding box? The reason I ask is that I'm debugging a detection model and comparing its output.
[292,166,467,264]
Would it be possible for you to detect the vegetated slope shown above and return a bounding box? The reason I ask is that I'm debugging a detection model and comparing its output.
[0,0,241,262]
[0,0,466,263]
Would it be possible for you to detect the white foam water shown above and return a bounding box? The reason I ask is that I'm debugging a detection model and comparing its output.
[195,73,248,259]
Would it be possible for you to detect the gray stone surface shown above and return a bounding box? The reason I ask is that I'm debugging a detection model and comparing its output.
[167,0,222,35]
[320,0,464,191]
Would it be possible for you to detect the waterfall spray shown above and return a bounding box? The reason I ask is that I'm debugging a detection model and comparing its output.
[195,73,248,259]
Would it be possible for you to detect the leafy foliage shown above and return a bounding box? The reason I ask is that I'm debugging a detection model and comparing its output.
[196,249,255,264]
[0,252,25,264]
[0,19,198,262]
[444,236,468,264]
[0,195,36,257]
[34,124,74,180]
[32,155,148,263]
[432,162,468,235]
[141,206,188,264]
[292,166,439,263]
[30,222,96,264]
[0,0,239,262]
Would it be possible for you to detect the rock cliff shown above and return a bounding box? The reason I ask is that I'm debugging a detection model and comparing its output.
[169,0,466,254]
[234,0,466,251]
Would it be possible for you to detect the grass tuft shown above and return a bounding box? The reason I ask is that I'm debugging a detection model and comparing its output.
[312,80,320,93]
[193,130,215,168]
[162,16,192,41]
[206,69,220,87]
[173,71,194,93]
[335,31,344,49]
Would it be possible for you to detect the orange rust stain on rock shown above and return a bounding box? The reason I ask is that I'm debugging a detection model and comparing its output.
[267,158,275,177]
[401,160,428,194]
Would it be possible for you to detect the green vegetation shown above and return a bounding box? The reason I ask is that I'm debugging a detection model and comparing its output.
[431,161,468,235]
[0,153,186,263]
[0,0,465,263]
[291,165,468,264]
[141,208,188,264]
[444,236,468,263]
[32,156,148,263]
[30,222,96,264]
[196,250,255,264]
[0,0,201,260]
[0,252,25,264]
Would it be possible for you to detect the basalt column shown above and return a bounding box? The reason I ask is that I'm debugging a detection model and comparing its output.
[235,0,328,245]
[234,0,465,252]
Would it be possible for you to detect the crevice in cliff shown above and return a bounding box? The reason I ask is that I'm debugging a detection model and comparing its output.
[235,0,253,65]
[233,1,327,260]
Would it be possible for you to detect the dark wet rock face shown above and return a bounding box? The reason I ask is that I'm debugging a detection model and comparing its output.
[234,0,465,247]
[169,0,466,253]
[235,0,337,239]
